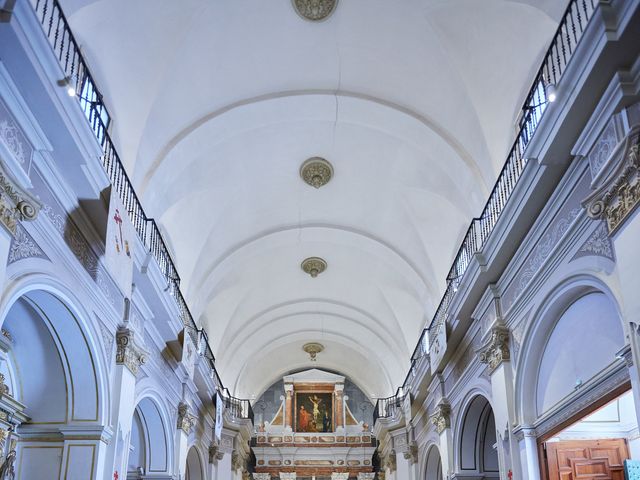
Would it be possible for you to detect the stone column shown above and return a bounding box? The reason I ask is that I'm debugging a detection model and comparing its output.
[430,402,453,480]
[175,401,197,479]
[478,325,522,480]
[515,427,542,480]
[335,382,345,430]
[284,383,294,431]
[106,327,146,478]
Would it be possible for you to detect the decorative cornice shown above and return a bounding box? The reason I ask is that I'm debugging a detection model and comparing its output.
[292,0,338,21]
[177,402,197,435]
[430,402,451,434]
[115,328,146,375]
[301,256,327,278]
[477,325,510,373]
[0,161,40,236]
[583,127,640,235]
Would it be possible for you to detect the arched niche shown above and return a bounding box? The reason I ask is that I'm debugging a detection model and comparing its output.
[186,446,205,480]
[535,291,624,415]
[457,395,499,477]
[0,288,105,479]
[424,444,443,480]
[127,397,172,477]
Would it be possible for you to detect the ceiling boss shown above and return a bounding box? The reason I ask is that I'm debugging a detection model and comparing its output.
[292,0,339,21]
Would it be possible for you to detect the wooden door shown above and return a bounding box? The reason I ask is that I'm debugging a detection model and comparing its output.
[544,439,629,480]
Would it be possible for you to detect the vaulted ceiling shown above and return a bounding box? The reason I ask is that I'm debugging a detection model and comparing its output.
[64,0,566,399]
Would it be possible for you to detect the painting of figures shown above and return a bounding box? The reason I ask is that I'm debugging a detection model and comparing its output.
[295,392,333,433]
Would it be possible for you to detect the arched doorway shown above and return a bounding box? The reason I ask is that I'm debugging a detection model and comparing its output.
[424,445,443,480]
[458,395,499,479]
[185,446,204,480]
[0,289,104,479]
[127,397,172,478]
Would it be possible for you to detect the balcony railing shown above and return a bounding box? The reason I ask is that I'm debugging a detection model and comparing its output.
[28,0,260,419]
[375,0,598,420]
[220,388,255,424]
[373,389,407,424]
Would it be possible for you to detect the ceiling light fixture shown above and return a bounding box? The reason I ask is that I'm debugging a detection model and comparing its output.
[546,83,557,103]
[303,342,324,361]
[301,257,327,278]
[300,157,333,189]
[60,76,76,97]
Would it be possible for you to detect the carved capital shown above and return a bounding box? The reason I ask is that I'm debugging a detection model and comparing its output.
[0,162,40,236]
[232,451,245,472]
[115,328,146,375]
[477,325,510,372]
[208,444,220,464]
[430,402,451,434]
[583,128,640,234]
[402,441,419,464]
[176,402,197,435]
[382,451,397,472]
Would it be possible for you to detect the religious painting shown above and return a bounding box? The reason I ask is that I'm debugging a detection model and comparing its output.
[295,392,333,433]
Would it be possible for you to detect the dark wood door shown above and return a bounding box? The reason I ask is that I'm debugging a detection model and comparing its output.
[545,439,629,480]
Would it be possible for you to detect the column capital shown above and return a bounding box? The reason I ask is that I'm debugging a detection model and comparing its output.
[402,441,419,464]
[115,327,146,375]
[209,443,224,463]
[176,402,197,435]
[382,451,397,473]
[0,162,40,237]
[582,128,640,235]
[430,402,451,434]
[477,325,510,372]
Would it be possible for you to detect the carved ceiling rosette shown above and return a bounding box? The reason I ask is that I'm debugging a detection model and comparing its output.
[292,0,338,21]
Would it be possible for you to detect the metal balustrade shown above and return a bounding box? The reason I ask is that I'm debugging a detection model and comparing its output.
[31,0,253,422]
[375,0,597,421]
[373,389,406,423]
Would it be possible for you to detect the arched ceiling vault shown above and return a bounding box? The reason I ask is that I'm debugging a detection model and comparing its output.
[64,0,567,397]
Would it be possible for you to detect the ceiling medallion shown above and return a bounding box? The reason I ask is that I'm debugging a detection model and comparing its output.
[300,157,333,189]
[301,257,327,278]
[292,0,338,22]
[303,342,324,361]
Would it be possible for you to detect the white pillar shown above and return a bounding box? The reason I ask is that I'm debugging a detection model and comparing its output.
[517,427,541,480]
[175,402,196,479]
[105,328,146,479]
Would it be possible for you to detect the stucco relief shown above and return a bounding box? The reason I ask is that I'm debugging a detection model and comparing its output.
[7,223,47,264]
[570,221,614,262]
[588,120,619,179]
[0,99,32,167]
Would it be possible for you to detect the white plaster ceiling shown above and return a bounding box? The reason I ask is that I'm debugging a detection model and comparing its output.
[64,0,566,399]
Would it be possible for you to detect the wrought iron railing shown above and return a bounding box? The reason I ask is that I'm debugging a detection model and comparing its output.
[374,0,598,421]
[221,388,255,424]
[373,389,406,423]
[31,0,256,422]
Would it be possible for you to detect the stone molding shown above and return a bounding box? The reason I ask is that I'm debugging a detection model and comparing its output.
[253,474,271,480]
[279,473,297,480]
[0,160,40,236]
[583,127,640,234]
[477,325,510,373]
[331,474,349,480]
[115,327,146,375]
[430,402,451,434]
[176,402,197,435]
[357,474,376,480]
